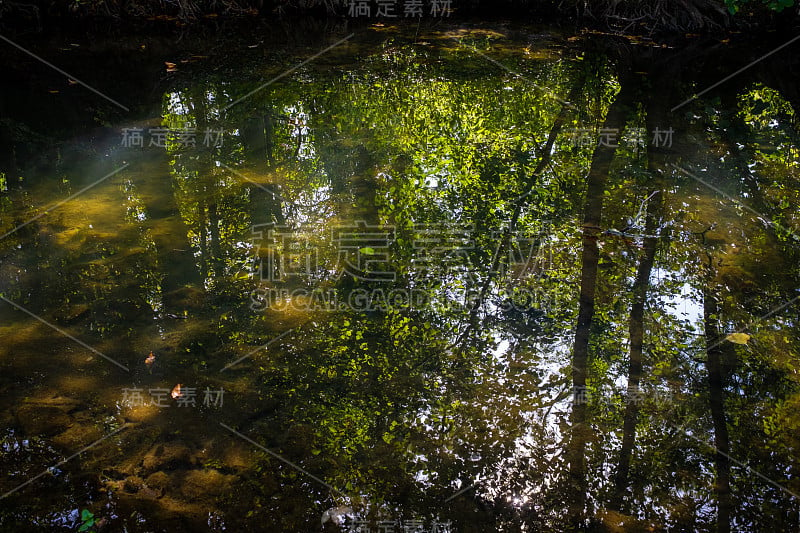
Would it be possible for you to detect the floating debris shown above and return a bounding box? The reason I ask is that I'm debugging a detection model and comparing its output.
[321,505,353,525]
[725,332,751,345]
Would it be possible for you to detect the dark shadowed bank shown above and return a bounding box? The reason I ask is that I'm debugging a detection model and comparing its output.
[0,0,798,34]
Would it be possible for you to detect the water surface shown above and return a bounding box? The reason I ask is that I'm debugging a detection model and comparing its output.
[0,23,799,532]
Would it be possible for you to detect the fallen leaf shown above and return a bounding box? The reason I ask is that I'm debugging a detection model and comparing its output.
[171,383,182,399]
[725,332,750,345]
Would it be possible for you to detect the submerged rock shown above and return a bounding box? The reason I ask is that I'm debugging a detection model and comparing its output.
[141,441,193,472]
[16,404,73,437]
[179,468,236,499]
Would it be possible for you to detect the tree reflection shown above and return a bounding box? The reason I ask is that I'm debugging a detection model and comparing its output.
[0,31,799,532]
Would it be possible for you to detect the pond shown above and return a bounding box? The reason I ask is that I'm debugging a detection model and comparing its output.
[0,21,799,532]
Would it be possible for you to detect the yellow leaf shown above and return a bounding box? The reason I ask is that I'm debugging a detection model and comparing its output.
[725,332,750,345]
